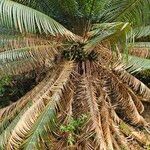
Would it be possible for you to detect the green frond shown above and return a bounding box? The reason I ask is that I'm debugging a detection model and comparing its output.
[0,0,80,41]
[14,0,80,18]
[100,0,150,26]
[133,25,150,38]
[23,100,55,150]
[127,55,150,70]
[85,22,131,51]
[12,0,109,29]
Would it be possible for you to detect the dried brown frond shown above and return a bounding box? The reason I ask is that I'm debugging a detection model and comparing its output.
[94,44,112,64]
[0,65,62,148]
[130,47,150,58]
[0,41,150,150]
[111,121,130,150]
[98,96,113,150]
[96,64,145,126]
[0,69,56,121]
[6,61,74,149]
[72,76,89,118]
[120,121,150,146]
[82,63,107,150]
[113,65,150,102]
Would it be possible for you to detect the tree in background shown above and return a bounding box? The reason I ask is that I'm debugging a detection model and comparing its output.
[0,0,150,149]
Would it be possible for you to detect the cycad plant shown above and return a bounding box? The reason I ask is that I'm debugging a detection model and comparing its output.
[0,0,150,149]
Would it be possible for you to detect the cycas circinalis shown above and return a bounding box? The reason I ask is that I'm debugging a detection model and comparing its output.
[0,0,150,149]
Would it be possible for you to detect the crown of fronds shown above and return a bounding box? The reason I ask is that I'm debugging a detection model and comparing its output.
[0,0,150,149]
